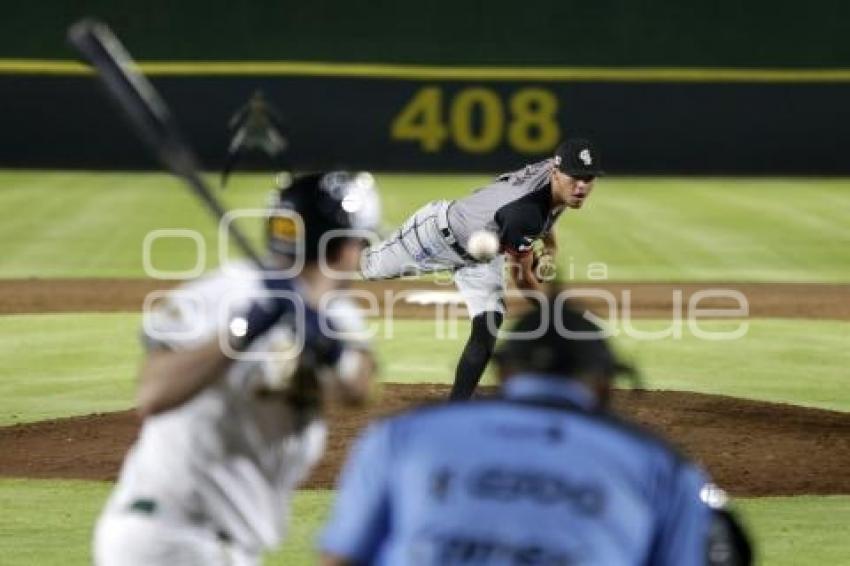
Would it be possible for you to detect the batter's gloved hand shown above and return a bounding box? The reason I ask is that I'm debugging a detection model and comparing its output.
[227,272,304,351]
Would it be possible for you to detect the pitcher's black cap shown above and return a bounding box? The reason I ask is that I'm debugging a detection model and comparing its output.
[554,138,604,177]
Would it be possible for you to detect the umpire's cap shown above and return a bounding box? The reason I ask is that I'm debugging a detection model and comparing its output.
[268,171,381,260]
[493,299,632,380]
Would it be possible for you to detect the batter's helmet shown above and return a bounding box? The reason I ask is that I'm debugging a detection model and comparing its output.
[267,171,381,261]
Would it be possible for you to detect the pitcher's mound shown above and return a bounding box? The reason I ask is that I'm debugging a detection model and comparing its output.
[1,384,848,497]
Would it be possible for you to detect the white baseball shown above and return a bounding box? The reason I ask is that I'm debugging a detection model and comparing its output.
[467,230,500,261]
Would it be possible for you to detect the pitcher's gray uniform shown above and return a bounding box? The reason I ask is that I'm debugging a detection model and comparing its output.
[361,159,562,316]
[94,261,369,565]
[363,139,602,401]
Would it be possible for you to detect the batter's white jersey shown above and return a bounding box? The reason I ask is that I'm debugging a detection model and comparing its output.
[95,261,368,564]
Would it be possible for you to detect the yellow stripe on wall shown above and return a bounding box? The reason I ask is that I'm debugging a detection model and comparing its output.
[3,59,850,82]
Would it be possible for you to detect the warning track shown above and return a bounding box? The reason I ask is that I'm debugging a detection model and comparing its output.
[1,279,848,319]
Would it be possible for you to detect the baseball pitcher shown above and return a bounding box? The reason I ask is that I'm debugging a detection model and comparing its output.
[361,138,602,399]
[94,172,382,565]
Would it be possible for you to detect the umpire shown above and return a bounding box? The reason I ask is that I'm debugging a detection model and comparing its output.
[319,298,751,565]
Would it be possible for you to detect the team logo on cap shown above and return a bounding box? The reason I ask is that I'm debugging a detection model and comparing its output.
[579,149,593,166]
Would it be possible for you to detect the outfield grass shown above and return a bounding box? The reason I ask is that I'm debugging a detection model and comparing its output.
[1,171,849,280]
[1,314,847,425]
[0,479,329,565]
[1,479,847,566]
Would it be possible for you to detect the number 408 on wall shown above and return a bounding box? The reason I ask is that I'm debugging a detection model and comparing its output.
[390,87,560,154]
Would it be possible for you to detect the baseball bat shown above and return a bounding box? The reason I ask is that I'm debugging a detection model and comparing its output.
[67,18,264,267]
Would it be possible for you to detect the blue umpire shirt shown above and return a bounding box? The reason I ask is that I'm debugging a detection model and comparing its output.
[320,374,712,565]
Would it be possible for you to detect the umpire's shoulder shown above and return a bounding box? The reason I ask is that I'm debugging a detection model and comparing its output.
[572,406,694,469]
[367,396,500,440]
[369,396,694,469]
[380,397,479,426]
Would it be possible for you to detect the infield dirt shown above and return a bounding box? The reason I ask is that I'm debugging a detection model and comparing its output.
[1,278,849,319]
[1,278,848,498]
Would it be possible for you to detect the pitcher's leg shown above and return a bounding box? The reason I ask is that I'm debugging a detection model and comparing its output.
[361,201,448,279]
[450,310,504,400]
[360,226,417,280]
[450,257,507,399]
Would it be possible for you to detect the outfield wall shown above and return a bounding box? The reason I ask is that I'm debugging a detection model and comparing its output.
[2,64,849,173]
[3,2,848,173]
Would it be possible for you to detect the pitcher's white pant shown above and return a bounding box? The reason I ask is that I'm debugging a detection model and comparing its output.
[94,511,260,566]
[361,200,505,317]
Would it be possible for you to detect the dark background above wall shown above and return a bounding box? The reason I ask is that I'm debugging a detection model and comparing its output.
[2,1,850,67]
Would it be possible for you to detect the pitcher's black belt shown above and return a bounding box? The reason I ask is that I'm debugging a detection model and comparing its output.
[439,227,477,263]
[437,201,480,263]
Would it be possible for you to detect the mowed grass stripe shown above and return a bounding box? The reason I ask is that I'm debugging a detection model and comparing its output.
[1,314,848,425]
[562,178,850,280]
[0,314,140,423]
[1,171,849,280]
[0,172,266,278]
